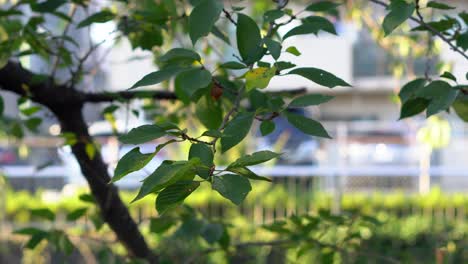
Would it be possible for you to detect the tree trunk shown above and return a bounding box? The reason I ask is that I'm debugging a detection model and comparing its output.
[53,106,158,263]
[0,62,158,263]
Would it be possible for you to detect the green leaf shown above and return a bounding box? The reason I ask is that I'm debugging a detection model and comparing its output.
[15,228,49,249]
[0,9,23,17]
[174,217,204,238]
[264,9,284,22]
[285,46,301,56]
[288,67,350,88]
[232,6,245,11]
[249,89,269,110]
[417,80,458,116]
[11,122,23,139]
[156,181,200,214]
[26,233,48,249]
[196,96,223,129]
[66,208,88,221]
[228,151,280,168]
[25,117,42,132]
[411,18,457,32]
[14,227,47,236]
[189,143,213,167]
[221,61,247,69]
[90,213,104,231]
[133,160,199,202]
[456,32,468,51]
[47,230,74,255]
[202,129,223,138]
[31,0,66,13]
[78,193,95,203]
[211,26,230,44]
[102,105,119,114]
[112,147,156,182]
[460,12,468,25]
[175,68,212,104]
[227,166,272,182]
[440,71,457,82]
[289,94,334,107]
[218,227,230,249]
[159,48,201,64]
[427,1,455,10]
[382,0,415,36]
[257,61,271,68]
[275,61,296,71]
[237,13,264,65]
[189,0,224,45]
[264,38,282,60]
[399,78,427,103]
[220,112,255,153]
[260,120,275,136]
[284,111,331,138]
[20,106,41,116]
[453,95,468,122]
[31,208,55,221]
[212,174,252,205]
[399,98,429,119]
[119,124,167,145]
[156,121,181,131]
[51,11,72,22]
[245,67,276,91]
[306,1,341,12]
[150,216,175,234]
[189,143,213,178]
[284,16,336,39]
[130,66,183,89]
[57,233,74,255]
[201,223,224,244]
[77,10,115,28]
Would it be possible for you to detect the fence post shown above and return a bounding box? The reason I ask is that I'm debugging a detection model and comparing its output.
[0,174,6,233]
[332,122,348,214]
[419,144,432,194]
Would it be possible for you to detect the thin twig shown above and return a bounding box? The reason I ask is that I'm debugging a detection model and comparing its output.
[50,4,78,78]
[68,40,106,87]
[416,0,434,81]
[222,9,237,25]
[368,0,468,61]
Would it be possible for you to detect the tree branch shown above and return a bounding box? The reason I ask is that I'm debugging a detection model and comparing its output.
[368,0,468,61]
[0,60,158,263]
[222,9,237,25]
[80,90,178,102]
[79,88,307,103]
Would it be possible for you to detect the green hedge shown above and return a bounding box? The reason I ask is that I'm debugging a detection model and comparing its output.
[3,183,467,224]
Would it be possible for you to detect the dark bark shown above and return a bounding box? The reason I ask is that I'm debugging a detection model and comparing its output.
[0,61,158,263]
[80,90,178,102]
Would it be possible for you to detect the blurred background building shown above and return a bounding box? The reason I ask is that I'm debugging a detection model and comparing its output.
[1,0,467,193]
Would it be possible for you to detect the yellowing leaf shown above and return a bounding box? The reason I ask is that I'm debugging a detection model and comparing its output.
[245,67,276,91]
[85,143,96,160]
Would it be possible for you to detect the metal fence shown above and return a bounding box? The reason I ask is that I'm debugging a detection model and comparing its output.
[1,119,468,193]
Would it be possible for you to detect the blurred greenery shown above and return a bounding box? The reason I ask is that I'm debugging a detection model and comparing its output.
[1,181,467,263]
[4,183,468,224]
